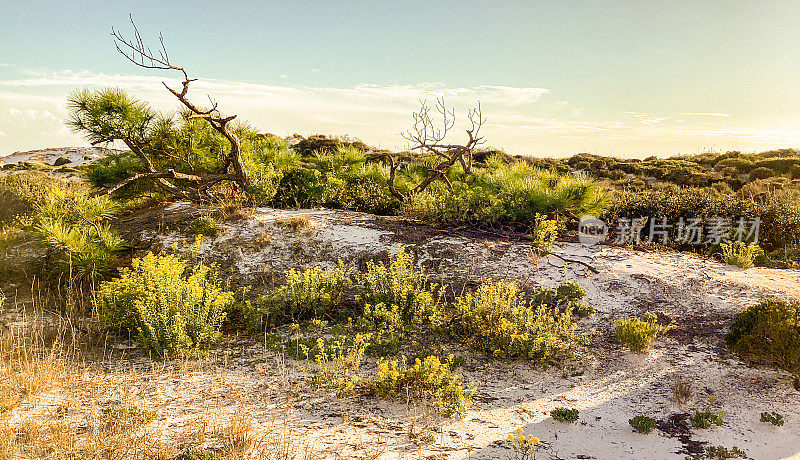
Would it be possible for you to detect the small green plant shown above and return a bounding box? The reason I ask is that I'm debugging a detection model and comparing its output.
[251,263,352,327]
[628,415,657,434]
[175,449,225,460]
[760,411,784,426]
[189,215,221,236]
[507,428,540,459]
[726,298,800,373]
[307,333,371,398]
[720,241,761,269]
[690,395,725,429]
[102,404,157,428]
[456,280,589,366]
[550,407,579,423]
[685,445,747,459]
[97,251,233,358]
[374,354,474,417]
[615,312,672,353]
[532,281,594,317]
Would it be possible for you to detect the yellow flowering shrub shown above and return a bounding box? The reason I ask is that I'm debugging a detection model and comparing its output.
[251,262,352,328]
[308,333,371,398]
[455,280,589,366]
[356,246,443,353]
[97,252,233,357]
[374,355,474,417]
[508,427,540,459]
[615,312,672,353]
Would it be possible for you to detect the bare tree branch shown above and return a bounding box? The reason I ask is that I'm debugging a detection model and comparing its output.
[109,15,251,199]
[390,98,485,201]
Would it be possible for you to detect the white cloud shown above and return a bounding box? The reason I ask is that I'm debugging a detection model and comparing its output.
[1,68,799,157]
[675,112,731,117]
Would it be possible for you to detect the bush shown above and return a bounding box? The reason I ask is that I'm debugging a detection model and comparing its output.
[455,280,589,365]
[250,263,352,328]
[604,187,800,254]
[760,411,784,426]
[690,410,724,429]
[686,445,747,460]
[357,246,443,334]
[308,333,371,398]
[720,241,761,269]
[615,312,671,353]
[550,407,579,423]
[629,415,657,434]
[33,186,123,280]
[97,252,233,357]
[85,152,145,190]
[189,215,220,236]
[176,449,225,460]
[374,355,474,417]
[401,156,609,230]
[725,299,800,373]
[749,167,776,181]
[532,281,595,318]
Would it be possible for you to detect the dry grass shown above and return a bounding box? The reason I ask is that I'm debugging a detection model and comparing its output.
[671,374,693,406]
[276,215,313,233]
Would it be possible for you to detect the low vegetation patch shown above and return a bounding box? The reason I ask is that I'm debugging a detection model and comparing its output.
[615,312,671,353]
[725,298,800,373]
[97,251,233,357]
[248,263,352,328]
[629,415,657,434]
[550,407,579,423]
[374,354,474,417]
[720,241,761,269]
[760,411,784,426]
[455,280,590,366]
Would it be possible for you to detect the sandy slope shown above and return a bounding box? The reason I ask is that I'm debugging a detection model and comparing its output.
[101,204,800,459]
[0,147,121,166]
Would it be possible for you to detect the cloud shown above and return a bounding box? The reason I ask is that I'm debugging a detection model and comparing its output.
[625,112,667,127]
[1,67,800,157]
[674,112,731,117]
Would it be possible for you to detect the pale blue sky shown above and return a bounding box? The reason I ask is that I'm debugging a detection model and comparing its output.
[2,0,800,157]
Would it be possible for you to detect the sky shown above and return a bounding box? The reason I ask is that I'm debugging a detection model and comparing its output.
[2,0,800,158]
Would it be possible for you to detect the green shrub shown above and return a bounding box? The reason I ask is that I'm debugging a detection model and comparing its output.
[686,445,747,460]
[455,280,589,365]
[357,246,443,334]
[33,186,123,280]
[760,411,784,426]
[720,241,761,269]
[374,355,474,417]
[85,152,145,190]
[189,215,220,236]
[532,281,595,317]
[604,188,800,254]
[550,407,579,423]
[175,449,225,460]
[725,299,800,373]
[749,167,776,181]
[102,404,157,427]
[530,214,559,252]
[690,410,724,429]
[97,252,233,358]
[616,312,671,353]
[629,415,657,434]
[250,263,352,328]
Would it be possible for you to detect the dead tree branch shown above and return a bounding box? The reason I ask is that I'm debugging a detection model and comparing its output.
[109,15,250,198]
[389,98,485,201]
